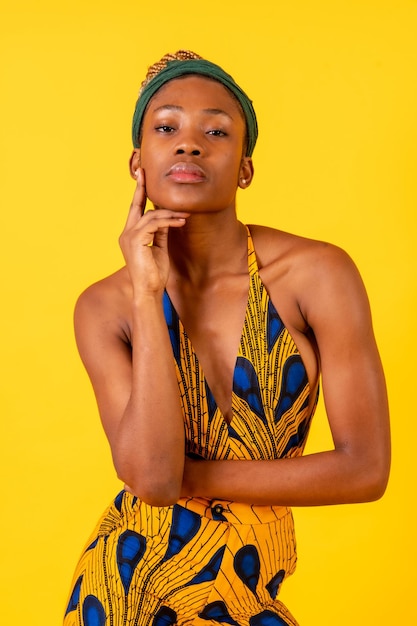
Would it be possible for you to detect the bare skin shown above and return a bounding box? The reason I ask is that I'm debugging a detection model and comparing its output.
[74,76,390,507]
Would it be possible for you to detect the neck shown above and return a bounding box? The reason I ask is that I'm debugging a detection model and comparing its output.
[167,213,248,285]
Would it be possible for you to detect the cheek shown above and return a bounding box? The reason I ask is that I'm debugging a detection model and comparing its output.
[142,169,187,210]
[139,152,164,201]
[142,172,165,206]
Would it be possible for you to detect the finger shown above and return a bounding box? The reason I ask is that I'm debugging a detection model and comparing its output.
[124,168,147,229]
[152,224,169,250]
[139,216,188,241]
[132,168,147,215]
[138,208,190,225]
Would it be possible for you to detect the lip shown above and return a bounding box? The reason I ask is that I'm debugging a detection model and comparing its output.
[166,162,206,183]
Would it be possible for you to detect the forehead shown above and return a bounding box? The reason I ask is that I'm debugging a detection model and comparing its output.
[145,75,244,119]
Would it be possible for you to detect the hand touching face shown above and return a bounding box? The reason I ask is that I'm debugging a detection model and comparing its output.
[119,168,189,295]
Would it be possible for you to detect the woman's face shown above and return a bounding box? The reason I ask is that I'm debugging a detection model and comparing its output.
[134,75,253,213]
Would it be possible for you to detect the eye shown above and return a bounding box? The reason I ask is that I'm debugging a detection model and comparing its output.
[207,129,227,137]
[155,125,175,133]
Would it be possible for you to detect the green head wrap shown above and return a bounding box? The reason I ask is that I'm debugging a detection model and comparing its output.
[132,59,258,157]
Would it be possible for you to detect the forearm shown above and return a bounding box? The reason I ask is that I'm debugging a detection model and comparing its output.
[115,295,184,505]
[183,446,390,506]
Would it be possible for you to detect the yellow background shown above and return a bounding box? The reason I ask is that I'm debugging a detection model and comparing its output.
[1,1,416,623]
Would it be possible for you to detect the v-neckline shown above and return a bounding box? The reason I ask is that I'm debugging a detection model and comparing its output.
[164,227,255,425]
[163,284,250,426]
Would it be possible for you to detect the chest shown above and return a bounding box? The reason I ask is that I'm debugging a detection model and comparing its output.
[167,274,249,422]
[163,271,318,461]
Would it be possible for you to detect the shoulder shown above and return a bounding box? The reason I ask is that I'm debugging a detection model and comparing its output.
[75,266,130,314]
[74,266,132,343]
[247,224,368,328]
[248,223,359,283]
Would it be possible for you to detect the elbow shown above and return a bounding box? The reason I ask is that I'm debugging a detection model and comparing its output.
[116,463,182,507]
[132,480,182,507]
[335,433,390,503]
[113,439,184,506]
[363,462,390,502]
[358,475,388,503]
[366,439,391,501]
[352,452,391,503]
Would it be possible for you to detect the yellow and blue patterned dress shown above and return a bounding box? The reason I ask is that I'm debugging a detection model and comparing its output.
[64,228,319,626]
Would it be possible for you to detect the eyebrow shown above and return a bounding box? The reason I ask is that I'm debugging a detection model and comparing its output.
[152,104,234,120]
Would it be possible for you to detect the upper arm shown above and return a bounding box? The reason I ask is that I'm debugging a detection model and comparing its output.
[303,244,390,481]
[74,282,133,447]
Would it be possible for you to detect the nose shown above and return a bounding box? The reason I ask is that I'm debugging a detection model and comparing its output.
[176,146,201,156]
[175,126,203,156]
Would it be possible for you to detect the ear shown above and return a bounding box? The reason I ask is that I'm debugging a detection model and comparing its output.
[238,157,254,189]
[129,149,141,179]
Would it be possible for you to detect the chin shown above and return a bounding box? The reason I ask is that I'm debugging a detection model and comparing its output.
[149,184,217,212]
[150,195,208,213]
[151,201,192,212]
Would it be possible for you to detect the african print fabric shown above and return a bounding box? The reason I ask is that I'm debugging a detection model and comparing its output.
[64,228,318,626]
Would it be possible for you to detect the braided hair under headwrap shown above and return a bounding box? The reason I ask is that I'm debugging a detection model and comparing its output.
[132,50,258,157]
